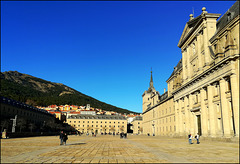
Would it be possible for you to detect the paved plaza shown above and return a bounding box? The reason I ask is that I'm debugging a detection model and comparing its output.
[1,134,239,163]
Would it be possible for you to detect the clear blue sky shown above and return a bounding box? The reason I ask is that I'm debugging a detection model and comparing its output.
[1,1,235,113]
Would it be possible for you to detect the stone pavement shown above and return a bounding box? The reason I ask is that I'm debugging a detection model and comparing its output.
[1,134,239,163]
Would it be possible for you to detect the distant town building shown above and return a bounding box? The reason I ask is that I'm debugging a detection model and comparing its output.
[131,116,143,135]
[80,110,96,115]
[67,114,127,134]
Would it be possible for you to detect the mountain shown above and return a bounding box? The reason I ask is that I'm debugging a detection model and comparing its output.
[1,71,136,114]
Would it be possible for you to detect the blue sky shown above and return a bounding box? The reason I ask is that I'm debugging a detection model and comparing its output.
[1,1,236,113]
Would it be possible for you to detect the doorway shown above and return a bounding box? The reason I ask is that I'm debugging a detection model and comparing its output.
[197,115,202,135]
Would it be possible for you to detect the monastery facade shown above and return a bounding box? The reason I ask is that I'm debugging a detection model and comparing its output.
[142,1,239,140]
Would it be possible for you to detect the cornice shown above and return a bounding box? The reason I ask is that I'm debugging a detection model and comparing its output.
[142,95,174,115]
[171,54,239,95]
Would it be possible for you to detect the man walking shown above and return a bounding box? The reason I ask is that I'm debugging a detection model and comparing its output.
[188,134,193,144]
[196,133,200,144]
[59,131,64,145]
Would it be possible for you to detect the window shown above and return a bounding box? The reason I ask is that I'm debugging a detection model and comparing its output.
[109,122,111,123]
[92,121,94,123]
[83,121,85,123]
[79,121,80,123]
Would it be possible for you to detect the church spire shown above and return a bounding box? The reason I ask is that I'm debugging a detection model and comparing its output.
[150,68,153,88]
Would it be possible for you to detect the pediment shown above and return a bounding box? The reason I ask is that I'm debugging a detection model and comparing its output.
[178,16,202,48]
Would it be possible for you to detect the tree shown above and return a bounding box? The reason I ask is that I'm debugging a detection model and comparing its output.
[110,126,116,133]
[1,119,10,132]
[29,123,36,132]
[17,118,27,132]
[119,127,124,132]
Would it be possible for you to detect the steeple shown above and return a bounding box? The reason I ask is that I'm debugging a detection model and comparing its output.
[150,68,153,88]
[148,68,155,92]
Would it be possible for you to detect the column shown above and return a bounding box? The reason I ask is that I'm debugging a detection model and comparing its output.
[200,87,208,137]
[207,84,217,137]
[182,50,187,83]
[219,78,232,137]
[188,94,194,134]
[186,46,190,81]
[174,100,180,135]
[230,74,239,137]
[184,95,190,135]
[179,99,183,136]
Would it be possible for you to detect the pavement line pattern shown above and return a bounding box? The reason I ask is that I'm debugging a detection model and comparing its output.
[125,139,190,163]
[1,135,239,163]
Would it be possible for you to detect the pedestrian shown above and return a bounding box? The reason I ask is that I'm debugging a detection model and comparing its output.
[59,131,64,145]
[188,134,193,144]
[196,133,200,144]
[63,133,68,145]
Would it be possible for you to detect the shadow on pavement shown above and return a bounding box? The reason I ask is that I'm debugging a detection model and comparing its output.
[68,142,86,146]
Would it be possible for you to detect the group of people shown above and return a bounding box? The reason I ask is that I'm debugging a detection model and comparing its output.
[59,131,68,145]
[120,132,127,139]
[188,133,200,144]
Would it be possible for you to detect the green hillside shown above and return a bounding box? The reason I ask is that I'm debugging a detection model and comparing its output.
[1,71,136,114]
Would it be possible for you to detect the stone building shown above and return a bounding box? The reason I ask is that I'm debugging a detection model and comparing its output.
[142,1,239,140]
[67,114,127,134]
[142,71,175,136]
[0,96,55,130]
[131,116,143,135]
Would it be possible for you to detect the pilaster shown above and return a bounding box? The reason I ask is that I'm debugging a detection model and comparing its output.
[219,78,232,137]
[200,87,208,137]
[230,74,239,137]
[207,84,217,137]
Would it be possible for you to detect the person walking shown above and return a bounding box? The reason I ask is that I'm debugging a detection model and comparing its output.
[59,131,64,145]
[196,133,200,144]
[188,134,193,144]
[63,133,68,145]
